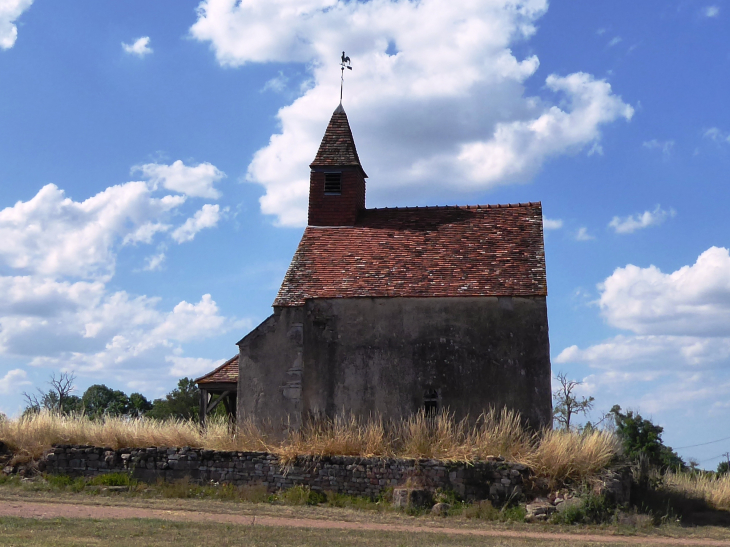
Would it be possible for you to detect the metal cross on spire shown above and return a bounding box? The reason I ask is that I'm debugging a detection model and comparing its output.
[340,51,352,103]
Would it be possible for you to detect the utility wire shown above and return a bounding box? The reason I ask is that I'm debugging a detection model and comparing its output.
[699,453,728,464]
[675,435,730,450]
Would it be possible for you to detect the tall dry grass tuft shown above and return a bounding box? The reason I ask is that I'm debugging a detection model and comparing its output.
[663,472,730,511]
[0,409,624,486]
[0,412,203,463]
[520,429,621,487]
[472,407,534,461]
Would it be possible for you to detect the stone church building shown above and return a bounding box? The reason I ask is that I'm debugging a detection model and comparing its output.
[196,103,552,429]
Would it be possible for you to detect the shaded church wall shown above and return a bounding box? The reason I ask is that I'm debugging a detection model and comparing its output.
[236,307,304,430]
[300,296,552,429]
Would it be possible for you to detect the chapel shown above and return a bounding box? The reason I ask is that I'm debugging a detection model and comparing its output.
[196,103,552,429]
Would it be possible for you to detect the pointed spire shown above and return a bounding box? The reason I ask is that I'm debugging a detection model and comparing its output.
[310,105,366,176]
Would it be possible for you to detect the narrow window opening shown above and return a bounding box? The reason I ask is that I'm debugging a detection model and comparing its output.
[424,389,438,416]
[324,172,342,195]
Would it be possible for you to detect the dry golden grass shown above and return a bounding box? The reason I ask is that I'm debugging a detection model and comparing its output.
[0,409,619,485]
[519,429,621,486]
[663,471,730,511]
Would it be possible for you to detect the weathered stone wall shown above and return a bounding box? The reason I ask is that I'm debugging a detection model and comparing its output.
[41,445,527,503]
[237,307,304,429]
[302,296,552,429]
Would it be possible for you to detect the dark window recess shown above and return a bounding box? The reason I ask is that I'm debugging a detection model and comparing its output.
[324,173,342,194]
[424,389,438,416]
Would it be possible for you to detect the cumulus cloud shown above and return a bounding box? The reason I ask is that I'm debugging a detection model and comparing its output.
[703,6,720,17]
[20,293,231,375]
[122,36,153,57]
[0,174,239,394]
[136,161,224,199]
[171,204,220,243]
[608,205,675,234]
[0,0,33,50]
[598,247,730,336]
[543,218,563,230]
[558,247,730,413]
[0,183,185,280]
[191,0,633,226]
[0,368,31,394]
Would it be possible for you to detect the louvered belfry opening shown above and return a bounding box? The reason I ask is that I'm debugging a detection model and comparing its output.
[324,172,342,195]
[308,104,367,226]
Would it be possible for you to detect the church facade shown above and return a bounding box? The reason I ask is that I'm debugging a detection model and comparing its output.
[197,104,552,430]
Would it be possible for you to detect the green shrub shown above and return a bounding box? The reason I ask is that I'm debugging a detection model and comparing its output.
[90,473,132,487]
[501,504,526,522]
[463,500,501,520]
[278,485,325,506]
[551,494,616,525]
[45,474,74,488]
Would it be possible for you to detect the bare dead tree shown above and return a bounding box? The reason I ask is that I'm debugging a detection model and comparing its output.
[23,372,77,413]
[552,371,594,431]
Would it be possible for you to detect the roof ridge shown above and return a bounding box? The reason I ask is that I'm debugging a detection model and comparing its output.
[366,202,541,211]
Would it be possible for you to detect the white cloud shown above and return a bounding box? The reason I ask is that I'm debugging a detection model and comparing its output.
[166,356,227,378]
[704,127,730,144]
[0,0,33,50]
[122,36,153,58]
[21,293,231,376]
[608,205,675,234]
[607,36,622,47]
[575,227,594,241]
[543,217,563,230]
[143,251,166,271]
[0,368,31,394]
[703,6,720,17]
[642,139,675,158]
[598,247,730,336]
[0,176,241,396]
[261,71,289,93]
[557,247,730,414]
[171,204,220,243]
[0,183,185,280]
[191,0,633,226]
[136,160,225,199]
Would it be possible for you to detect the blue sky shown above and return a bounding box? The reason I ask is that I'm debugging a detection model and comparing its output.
[1,0,728,467]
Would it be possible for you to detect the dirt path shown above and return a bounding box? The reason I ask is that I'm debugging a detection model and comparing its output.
[0,500,728,546]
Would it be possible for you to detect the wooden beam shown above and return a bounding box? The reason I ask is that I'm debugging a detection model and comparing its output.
[199,388,208,425]
[206,390,231,415]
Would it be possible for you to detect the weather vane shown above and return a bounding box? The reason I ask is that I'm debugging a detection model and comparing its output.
[340,51,352,103]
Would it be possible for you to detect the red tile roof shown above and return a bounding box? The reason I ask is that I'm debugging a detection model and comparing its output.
[195,355,238,385]
[310,104,366,174]
[274,203,546,307]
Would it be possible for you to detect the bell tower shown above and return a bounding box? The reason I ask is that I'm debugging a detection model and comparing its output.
[308,104,367,226]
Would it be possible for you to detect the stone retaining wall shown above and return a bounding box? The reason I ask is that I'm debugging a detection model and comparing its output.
[41,445,528,503]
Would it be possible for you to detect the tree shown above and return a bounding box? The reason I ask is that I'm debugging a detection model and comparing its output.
[610,405,685,471]
[552,372,595,430]
[81,385,131,419]
[718,459,730,476]
[129,393,153,417]
[23,372,81,414]
[147,378,200,421]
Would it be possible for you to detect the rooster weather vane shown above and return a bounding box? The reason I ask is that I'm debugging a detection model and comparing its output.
[340,51,352,103]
